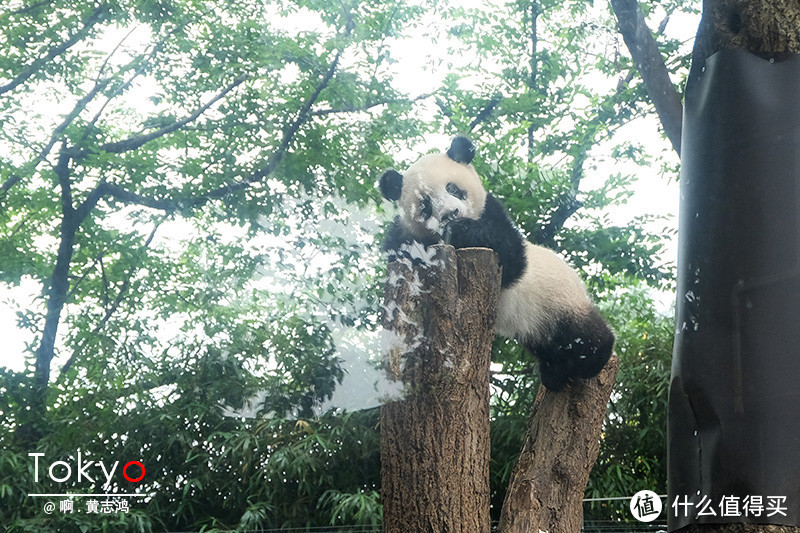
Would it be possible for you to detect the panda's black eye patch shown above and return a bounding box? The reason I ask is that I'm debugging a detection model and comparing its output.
[446,182,467,200]
[419,195,432,220]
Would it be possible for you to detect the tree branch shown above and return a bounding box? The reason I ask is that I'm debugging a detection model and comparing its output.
[532,2,677,242]
[91,74,248,156]
[0,6,106,96]
[3,1,50,17]
[198,50,343,203]
[2,24,181,204]
[311,93,431,117]
[37,75,112,166]
[469,92,504,131]
[534,194,583,245]
[101,182,178,212]
[83,20,192,134]
[497,354,620,533]
[0,172,23,200]
[248,50,342,182]
[60,217,165,377]
[610,0,683,156]
[533,152,586,245]
[70,49,343,215]
[434,92,505,135]
[74,179,109,224]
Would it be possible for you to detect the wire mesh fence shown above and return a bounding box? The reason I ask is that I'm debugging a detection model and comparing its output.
[171,520,668,533]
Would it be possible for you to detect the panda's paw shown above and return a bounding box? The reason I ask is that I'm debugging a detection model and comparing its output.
[442,219,472,248]
[442,223,454,245]
[539,359,571,392]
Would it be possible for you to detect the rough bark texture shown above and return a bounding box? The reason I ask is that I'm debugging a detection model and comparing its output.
[691,0,800,79]
[380,245,500,533]
[497,353,620,533]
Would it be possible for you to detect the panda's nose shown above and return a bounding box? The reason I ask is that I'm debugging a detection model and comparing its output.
[442,209,459,222]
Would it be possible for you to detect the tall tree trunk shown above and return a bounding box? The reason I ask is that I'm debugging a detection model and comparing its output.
[671,1,800,532]
[380,245,500,533]
[19,151,78,446]
[496,354,620,533]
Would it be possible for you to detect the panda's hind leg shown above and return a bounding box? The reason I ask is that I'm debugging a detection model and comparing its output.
[523,334,574,392]
[526,309,614,391]
[572,307,614,379]
[535,350,572,391]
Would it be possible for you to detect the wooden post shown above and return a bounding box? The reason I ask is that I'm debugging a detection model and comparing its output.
[497,353,620,533]
[380,245,500,533]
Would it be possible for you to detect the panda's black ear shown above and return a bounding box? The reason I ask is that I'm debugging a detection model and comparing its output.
[446,136,476,164]
[379,169,403,201]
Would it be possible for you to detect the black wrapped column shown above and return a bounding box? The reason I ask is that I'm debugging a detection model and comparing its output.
[669,49,800,530]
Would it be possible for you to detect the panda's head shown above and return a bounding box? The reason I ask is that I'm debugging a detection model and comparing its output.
[379,136,487,241]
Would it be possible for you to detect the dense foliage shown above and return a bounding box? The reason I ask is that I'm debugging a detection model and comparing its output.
[0,0,693,530]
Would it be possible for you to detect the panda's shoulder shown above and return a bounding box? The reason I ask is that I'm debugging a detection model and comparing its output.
[520,242,590,298]
[523,242,575,272]
[480,193,515,223]
[482,193,505,213]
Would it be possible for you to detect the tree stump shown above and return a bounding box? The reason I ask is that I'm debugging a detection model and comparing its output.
[380,245,500,533]
[497,353,620,533]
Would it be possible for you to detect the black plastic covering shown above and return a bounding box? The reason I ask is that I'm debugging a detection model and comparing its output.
[669,49,800,530]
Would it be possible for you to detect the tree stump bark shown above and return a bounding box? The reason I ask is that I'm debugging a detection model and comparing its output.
[497,353,620,533]
[380,245,500,533]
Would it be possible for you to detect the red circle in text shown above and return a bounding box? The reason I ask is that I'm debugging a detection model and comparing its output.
[123,460,145,483]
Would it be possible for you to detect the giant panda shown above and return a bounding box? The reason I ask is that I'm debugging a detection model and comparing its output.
[379,136,614,391]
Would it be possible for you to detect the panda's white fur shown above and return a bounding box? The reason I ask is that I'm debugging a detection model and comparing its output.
[495,242,593,340]
[380,136,613,390]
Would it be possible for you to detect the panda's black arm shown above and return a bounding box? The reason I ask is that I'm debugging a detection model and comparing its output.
[383,218,411,254]
[446,194,527,288]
